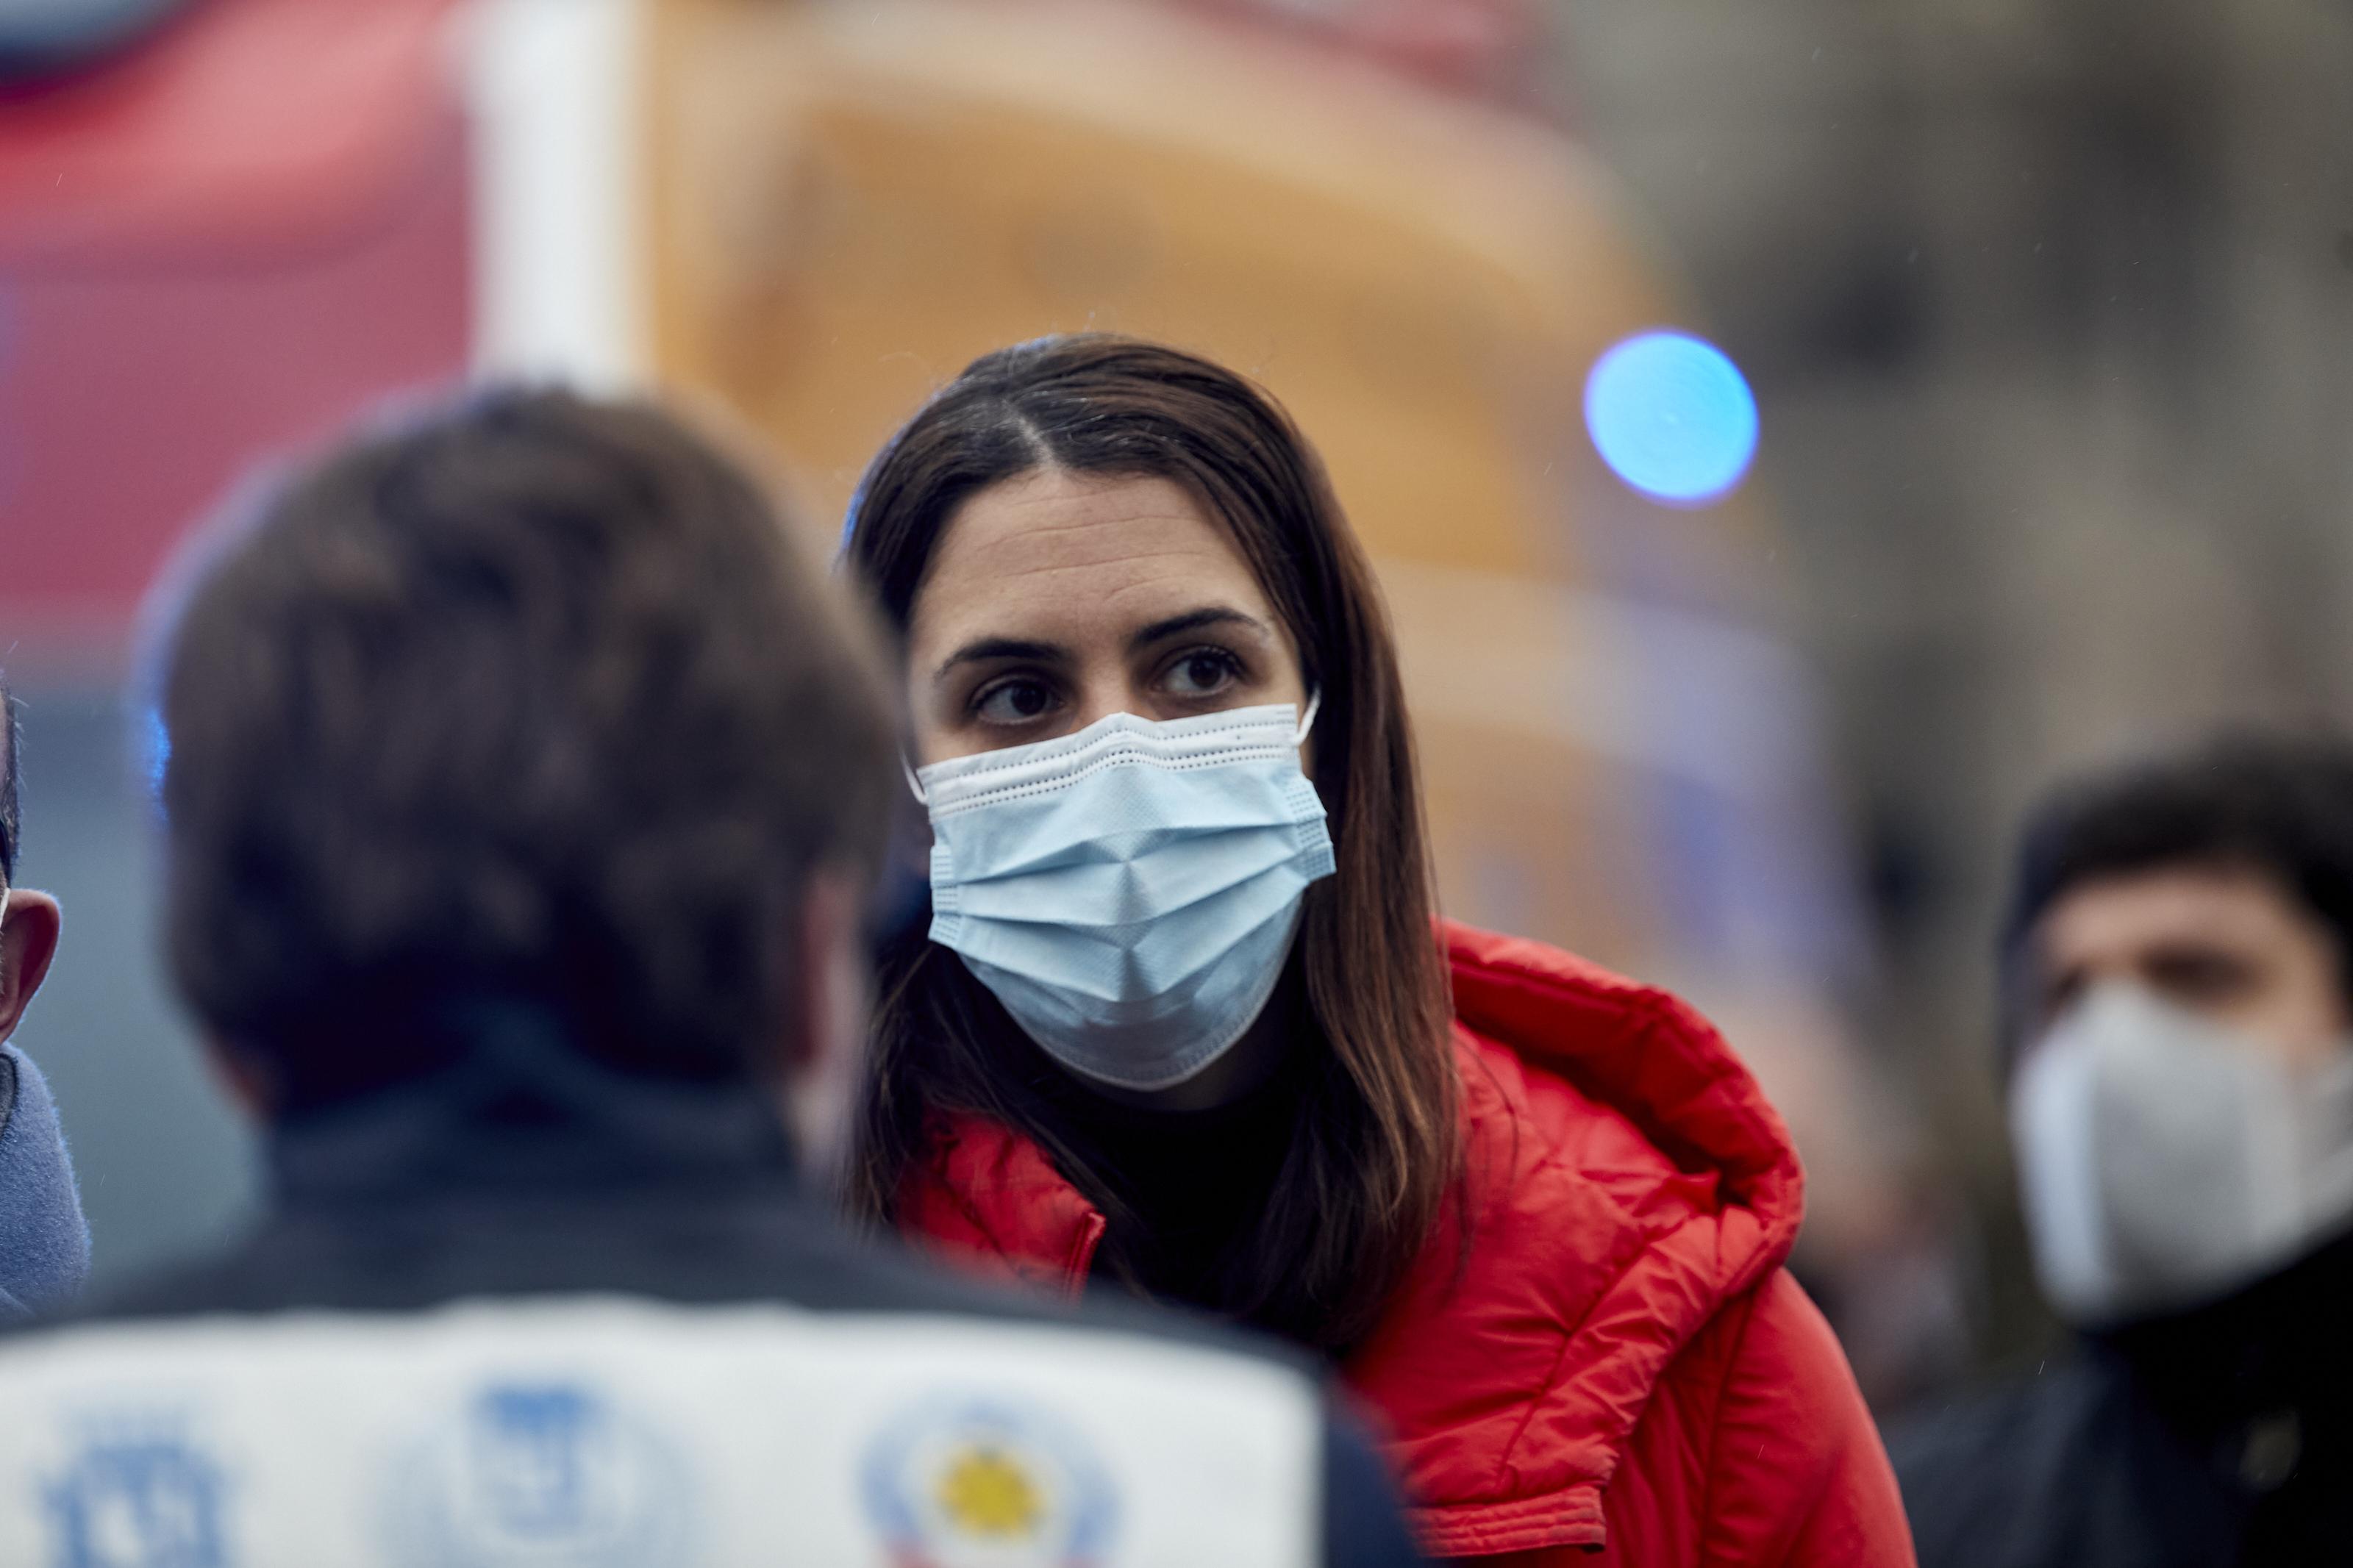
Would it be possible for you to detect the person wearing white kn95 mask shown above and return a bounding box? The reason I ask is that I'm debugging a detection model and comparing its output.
[838,334,1910,1568]
[1891,734,2353,1568]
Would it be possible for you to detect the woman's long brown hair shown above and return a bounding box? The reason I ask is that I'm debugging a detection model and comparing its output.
[840,334,1459,1352]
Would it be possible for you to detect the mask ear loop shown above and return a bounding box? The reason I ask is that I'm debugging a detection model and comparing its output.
[902,758,929,809]
[1294,690,1322,747]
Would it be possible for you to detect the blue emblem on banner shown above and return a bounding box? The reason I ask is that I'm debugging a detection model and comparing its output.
[860,1395,1117,1568]
[44,1430,230,1568]
[386,1381,690,1568]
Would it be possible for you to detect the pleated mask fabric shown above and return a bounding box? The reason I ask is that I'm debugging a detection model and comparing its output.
[914,701,1335,1091]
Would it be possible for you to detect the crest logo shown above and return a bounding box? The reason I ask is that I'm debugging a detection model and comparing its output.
[43,1427,230,1568]
[860,1395,1117,1568]
[386,1382,690,1568]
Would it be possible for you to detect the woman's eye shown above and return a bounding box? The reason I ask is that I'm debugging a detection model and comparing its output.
[973,679,1058,726]
[1163,650,1240,698]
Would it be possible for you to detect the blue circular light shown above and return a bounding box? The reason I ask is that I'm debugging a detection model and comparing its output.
[1583,331,1758,506]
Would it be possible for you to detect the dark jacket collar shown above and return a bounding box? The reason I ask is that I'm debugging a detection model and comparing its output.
[266,996,798,1210]
[2097,1225,2353,1444]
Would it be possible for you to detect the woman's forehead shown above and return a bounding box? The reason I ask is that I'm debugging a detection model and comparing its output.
[935,470,1224,565]
[911,470,1274,651]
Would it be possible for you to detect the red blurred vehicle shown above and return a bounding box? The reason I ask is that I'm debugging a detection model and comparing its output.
[0,0,471,670]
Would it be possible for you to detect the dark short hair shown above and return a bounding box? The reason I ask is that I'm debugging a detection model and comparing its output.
[154,388,895,1107]
[2001,732,2353,1050]
[0,671,17,890]
[842,334,1459,1353]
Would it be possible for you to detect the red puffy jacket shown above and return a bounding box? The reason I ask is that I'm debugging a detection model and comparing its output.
[901,921,1916,1567]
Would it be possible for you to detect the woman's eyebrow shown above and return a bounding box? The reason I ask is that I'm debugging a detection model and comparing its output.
[932,637,1067,684]
[1127,606,1271,651]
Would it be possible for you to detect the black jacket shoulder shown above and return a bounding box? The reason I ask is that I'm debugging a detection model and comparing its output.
[1888,1355,2241,1568]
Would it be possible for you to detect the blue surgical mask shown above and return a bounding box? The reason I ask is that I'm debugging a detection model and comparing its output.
[911,700,1334,1091]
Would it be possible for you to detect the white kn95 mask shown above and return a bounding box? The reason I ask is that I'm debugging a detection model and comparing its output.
[2010,981,2353,1325]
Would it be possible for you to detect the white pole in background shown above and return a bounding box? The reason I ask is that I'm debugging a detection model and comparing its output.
[460,0,647,393]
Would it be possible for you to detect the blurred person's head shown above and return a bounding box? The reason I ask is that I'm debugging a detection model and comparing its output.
[150,389,895,1168]
[0,676,63,1050]
[840,334,1457,1350]
[2001,734,2353,1327]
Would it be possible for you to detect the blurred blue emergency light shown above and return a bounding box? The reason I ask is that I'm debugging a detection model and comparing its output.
[1583,331,1758,507]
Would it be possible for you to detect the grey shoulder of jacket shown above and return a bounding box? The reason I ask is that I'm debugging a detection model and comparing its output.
[0,1042,91,1316]
[0,1293,1337,1566]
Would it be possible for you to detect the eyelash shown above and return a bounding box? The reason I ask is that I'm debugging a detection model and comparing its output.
[967,675,1058,726]
[1161,646,1246,694]
[964,647,1250,726]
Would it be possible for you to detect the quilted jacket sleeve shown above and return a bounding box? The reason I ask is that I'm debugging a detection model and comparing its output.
[1435,1271,1915,1568]
[1697,1270,1915,1568]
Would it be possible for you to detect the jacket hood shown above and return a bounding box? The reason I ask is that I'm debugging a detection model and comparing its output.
[1438,918,1804,1282]
[1358,920,1807,1553]
[901,919,1810,1556]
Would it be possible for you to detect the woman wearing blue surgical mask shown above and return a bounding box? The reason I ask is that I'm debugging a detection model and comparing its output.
[840,335,1910,1567]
